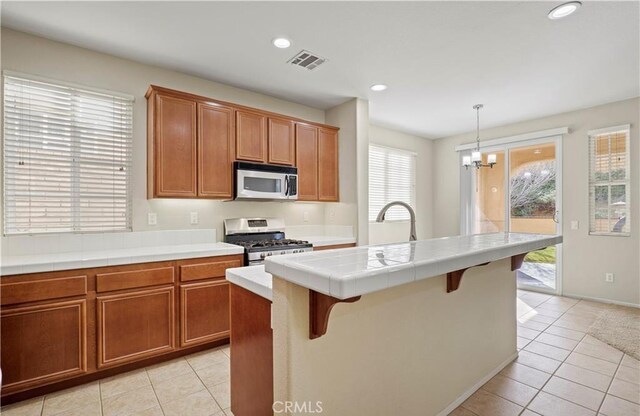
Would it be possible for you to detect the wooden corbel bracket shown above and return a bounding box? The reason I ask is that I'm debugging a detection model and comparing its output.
[309,290,360,339]
[446,263,489,293]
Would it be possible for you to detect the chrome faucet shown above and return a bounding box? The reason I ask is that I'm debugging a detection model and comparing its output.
[375,201,417,241]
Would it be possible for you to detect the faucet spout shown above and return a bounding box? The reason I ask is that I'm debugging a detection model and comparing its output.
[375,201,417,241]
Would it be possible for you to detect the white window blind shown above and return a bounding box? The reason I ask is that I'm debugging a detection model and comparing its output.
[588,125,630,236]
[3,73,133,235]
[368,144,416,221]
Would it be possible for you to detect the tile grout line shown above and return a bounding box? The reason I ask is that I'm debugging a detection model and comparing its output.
[595,354,625,415]
[184,349,228,412]
[144,367,167,416]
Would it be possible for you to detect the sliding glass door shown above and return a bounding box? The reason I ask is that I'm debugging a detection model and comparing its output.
[462,137,562,294]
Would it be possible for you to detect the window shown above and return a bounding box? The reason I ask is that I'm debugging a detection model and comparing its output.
[588,125,630,236]
[3,73,133,235]
[368,144,416,221]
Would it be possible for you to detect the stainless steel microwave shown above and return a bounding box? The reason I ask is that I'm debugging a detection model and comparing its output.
[234,162,298,200]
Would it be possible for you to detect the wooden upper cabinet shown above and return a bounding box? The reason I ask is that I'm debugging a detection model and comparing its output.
[267,118,295,166]
[150,93,197,198]
[318,128,339,202]
[198,103,235,198]
[236,110,267,163]
[295,124,319,201]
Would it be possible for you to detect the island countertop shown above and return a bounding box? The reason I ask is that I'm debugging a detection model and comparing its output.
[264,232,562,299]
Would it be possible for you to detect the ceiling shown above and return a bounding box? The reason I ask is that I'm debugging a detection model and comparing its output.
[1,1,638,138]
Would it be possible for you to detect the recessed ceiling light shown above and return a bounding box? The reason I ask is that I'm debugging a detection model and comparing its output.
[548,1,581,20]
[272,38,291,49]
[370,84,388,92]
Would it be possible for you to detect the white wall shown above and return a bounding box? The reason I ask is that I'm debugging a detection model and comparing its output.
[368,125,433,245]
[432,98,640,306]
[325,98,369,245]
[0,28,334,241]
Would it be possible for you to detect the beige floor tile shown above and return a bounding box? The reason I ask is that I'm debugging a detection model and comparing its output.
[221,346,230,358]
[608,378,640,404]
[153,371,206,406]
[161,389,221,416]
[516,350,562,374]
[481,374,537,407]
[0,397,44,416]
[524,341,571,361]
[541,376,605,411]
[223,408,233,416]
[43,401,102,416]
[129,406,164,416]
[554,362,612,392]
[533,306,565,319]
[562,309,600,321]
[615,365,640,385]
[186,349,228,371]
[147,358,194,385]
[517,336,532,350]
[42,382,100,415]
[544,296,579,307]
[521,410,541,416]
[535,302,571,313]
[461,389,523,416]
[500,362,551,389]
[599,394,640,416]
[565,352,619,377]
[518,326,542,341]
[543,325,586,341]
[100,369,151,399]
[208,381,231,410]
[448,407,478,416]
[535,333,579,351]
[102,385,160,416]
[527,391,596,416]
[518,320,550,332]
[519,311,557,325]
[573,340,623,364]
[621,355,640,370]
[197,361,231,388]
[552,318,592,333]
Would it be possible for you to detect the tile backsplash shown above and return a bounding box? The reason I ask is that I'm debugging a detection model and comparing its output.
[1,229,217,257]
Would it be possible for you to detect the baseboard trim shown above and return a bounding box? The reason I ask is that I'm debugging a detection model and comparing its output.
[562,292,640,308]
[436,351,519,416]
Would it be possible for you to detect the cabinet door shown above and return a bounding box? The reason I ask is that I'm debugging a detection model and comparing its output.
[199,103,235,198]
[268,118,295,166]
[1,300,87,393]
[180,280,230,347]
[295,124,319,201]
[154,94,197,197]
[318,128,339,202]
[97,287,174,368]
[236,110,267,162]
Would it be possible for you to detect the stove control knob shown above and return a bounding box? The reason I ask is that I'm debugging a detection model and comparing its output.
[260,253,266,259]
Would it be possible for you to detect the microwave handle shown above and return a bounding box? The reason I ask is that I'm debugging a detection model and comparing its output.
[284,175,289,196]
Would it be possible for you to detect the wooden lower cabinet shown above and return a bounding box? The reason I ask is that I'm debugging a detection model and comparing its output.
[97,287,175,368]
[180,280,230,347]
[0,254,242,402]
[0,299,87,394]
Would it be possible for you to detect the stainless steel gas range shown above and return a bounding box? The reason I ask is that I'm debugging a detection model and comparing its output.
[223,218,313,265]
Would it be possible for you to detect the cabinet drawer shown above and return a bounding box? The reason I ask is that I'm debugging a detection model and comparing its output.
[180,259,243,282]
[1,276,87,306]
[96,267,175,293]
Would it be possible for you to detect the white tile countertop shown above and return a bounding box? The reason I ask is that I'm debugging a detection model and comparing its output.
[264,232,562,300]
[0,229,244,275]
[305,236,357,247]
[226,265,273,301]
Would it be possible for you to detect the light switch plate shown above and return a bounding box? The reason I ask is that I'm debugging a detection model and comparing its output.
[148,213,157,226]
[303,211,309,222]
[190,212,199,225]
[571,220,579,230]
[605,273,614,283]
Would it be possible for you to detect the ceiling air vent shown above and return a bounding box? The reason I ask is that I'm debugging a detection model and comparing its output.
[288,50,326,70]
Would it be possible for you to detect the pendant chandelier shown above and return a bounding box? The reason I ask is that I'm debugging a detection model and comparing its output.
[462,104,497,169]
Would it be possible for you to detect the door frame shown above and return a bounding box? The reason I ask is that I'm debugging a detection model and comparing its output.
[460,135,563,295]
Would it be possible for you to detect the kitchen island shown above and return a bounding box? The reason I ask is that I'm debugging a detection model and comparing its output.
[263,232,561,416]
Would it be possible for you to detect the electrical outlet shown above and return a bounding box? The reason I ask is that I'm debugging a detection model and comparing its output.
[605,273,614,283]
[148,213,157,226]
[571,220,579,230]
[303,211,309,222]
[329,208,336,222]
[190,212,199,225]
